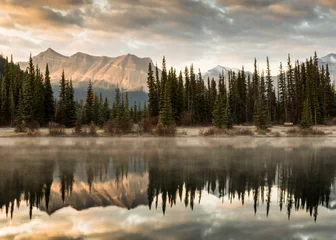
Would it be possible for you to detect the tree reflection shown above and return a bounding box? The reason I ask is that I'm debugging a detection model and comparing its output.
[0,144,335,221]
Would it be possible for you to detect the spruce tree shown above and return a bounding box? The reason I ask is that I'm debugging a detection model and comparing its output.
[56,70,66,124]
[300,98,312,129]
[44,64,55,124]
[223,96,233,129]
[33,66,45,125]
[212,93,224,128]
[147,63,159,118]
[159,79,174,126]
[65,80,76,127]
[85,80,94,124]
[265,57,274,123]
[22,56,35,123]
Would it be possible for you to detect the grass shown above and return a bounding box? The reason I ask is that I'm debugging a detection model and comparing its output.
[200,127,253,136]
[286,127,325,136]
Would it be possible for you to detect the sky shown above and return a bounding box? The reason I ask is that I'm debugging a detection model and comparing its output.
[0,0,335,73]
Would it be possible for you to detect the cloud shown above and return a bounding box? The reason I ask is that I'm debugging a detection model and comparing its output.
[0,0,92,9]
[0,0,335,73]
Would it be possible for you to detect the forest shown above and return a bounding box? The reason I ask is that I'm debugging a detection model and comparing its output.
[0,52,335,132]
[147,53,336,129]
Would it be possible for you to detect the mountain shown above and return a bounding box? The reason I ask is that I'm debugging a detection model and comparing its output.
[39,173,149,215]
[19,48,153,91]
[202,65,246,81]
[319,53,336,82]
[204,53,336,88]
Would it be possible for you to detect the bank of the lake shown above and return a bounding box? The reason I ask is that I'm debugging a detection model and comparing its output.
[1,125,336,137]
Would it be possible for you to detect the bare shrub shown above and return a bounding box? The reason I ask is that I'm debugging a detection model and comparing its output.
[234,128,254,136]
[105,120,133,135]
[15,120,27,133]
[74,120,82,134]
[271,132,281,137]
[26,130,41,137]
[89,121,97,135]
[140,117,157,134]
[255,128,270,135]
[48,122,65,136]
[200,127,253,136]
[154,123,176,136]
[286,127,325,136]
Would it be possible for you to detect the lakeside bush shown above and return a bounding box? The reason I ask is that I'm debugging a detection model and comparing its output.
[15,120,27,133]
[48,122,65,136]
[154,123,176,136]
[200,127,253,136]
[287,127,325,136]
[105,120,133,135]
[26,129,41,137]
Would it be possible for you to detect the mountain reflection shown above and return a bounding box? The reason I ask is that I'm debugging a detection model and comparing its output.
[0,140,335,222]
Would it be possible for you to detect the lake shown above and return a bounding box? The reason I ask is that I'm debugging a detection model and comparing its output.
[0,137,336,240]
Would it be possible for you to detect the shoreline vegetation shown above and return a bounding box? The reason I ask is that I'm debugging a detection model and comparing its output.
[0,51,335,137]
[0,125,335,138]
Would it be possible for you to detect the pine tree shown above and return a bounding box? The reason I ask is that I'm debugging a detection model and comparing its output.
[65,80,76,127]
[123,92,130,122]
[44,64,55,124]
[300,98,312,129]
[278,62,287,122]
[265,57,274,123]
[159,78,174,126]
[56,70,67,124]
[85,80,94,124]
[223,96,233,129]
[212,93,224,128]
[147,63,159,117]
[102,97,110,123]
[22,56,35,123]
[33,66,45,125]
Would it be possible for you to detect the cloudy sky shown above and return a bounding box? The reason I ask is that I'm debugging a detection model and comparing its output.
[0,0,335,73]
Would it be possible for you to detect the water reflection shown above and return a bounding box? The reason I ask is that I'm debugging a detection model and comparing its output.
[0,138,335,224]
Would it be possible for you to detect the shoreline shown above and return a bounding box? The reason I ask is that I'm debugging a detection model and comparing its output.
[0,125,335,138]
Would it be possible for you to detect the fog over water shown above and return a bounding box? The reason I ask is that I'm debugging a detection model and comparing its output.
[0,137,336,240]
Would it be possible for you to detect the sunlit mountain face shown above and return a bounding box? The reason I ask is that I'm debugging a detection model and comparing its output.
[1,138,336,239]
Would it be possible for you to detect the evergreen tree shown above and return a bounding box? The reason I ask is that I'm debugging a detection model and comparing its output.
[159,78,174,126]
[44,64,55,124]
[265,57,274,123]
[65,80,76,127]
[56,70,66,124]
[212,93,224,128]
[22,56,35,123]
[223,96,233,129]
[300,98,312,129]
[85,80,94,124]
[33,66,45,125]
[147,63,159,117]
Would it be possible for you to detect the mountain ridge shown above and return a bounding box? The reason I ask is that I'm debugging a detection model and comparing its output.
[18,48,154,91]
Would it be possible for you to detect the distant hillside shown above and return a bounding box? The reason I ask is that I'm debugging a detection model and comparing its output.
[18,48,155,91]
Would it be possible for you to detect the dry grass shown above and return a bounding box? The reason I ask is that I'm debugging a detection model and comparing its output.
[287,127,325,136]
[26,130,41,137]
[154,123,177,136]
[48,122,65,136]
[200,127,253,136]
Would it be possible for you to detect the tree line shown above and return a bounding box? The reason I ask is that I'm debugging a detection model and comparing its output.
[0,54,146,129]
[1,52,335,130]
[147,53,336,128]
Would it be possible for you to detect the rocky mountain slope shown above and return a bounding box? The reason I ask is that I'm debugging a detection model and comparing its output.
[19,48,154,91]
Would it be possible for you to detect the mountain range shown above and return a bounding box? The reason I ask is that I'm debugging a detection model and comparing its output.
[18,49,336,102]
[19,48,153,92]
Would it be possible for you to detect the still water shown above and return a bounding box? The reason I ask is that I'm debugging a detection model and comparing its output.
[0,137,336,240]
